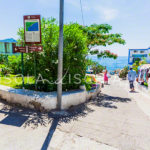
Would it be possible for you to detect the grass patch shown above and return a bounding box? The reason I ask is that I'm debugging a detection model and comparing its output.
[0,76,35,88]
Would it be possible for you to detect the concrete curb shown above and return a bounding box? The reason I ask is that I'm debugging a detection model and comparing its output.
[0,84,101,111]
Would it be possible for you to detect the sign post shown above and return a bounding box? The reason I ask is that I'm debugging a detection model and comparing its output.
[13,15,42,89]
[34,52,37,90]
[21,53,24,88]
[57,0,64,110]
[24,15,42,89]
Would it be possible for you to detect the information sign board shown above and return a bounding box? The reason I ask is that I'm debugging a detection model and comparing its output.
[24,15,41,44]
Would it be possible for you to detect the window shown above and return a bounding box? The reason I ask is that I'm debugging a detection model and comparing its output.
[140,51,144,53]
[12,43,16,53]
[4,42,8,53]
[134,50,137,53]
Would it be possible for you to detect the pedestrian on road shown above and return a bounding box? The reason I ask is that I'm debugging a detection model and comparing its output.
[104,67,108,85]
[128,66,137,92]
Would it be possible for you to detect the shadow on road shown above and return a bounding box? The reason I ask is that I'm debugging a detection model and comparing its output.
[0,99,94,150]
[0,92,131,128]
[41,119,59,150]
[90,93,131,109]
[0,98,94,128]
[0,92,132,150]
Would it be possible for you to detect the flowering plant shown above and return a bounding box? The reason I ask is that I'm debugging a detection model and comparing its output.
[98,50,118,59]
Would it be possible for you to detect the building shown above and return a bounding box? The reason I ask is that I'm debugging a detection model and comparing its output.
[0,38,17,55]
[128,48,150,65]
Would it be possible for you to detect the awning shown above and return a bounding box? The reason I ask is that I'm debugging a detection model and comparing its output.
[132,54,147,58]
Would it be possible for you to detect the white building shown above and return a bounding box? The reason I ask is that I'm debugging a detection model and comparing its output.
[128,48,150,65]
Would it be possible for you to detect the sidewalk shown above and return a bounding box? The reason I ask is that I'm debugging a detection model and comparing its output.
[0,76,150,150]
[118,76,150,119]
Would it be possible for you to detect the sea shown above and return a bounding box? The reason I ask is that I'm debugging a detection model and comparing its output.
[88,55,128,71]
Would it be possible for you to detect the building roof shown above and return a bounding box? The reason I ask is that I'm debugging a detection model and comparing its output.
[129,49,148,51]
[0,38,17,43]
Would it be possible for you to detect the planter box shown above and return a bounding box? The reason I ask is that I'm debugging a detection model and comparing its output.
[0,84,101,111]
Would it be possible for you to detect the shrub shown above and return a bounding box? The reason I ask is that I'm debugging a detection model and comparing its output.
[6,54,34,75]
[132,58,146,73]
[144,82,148,87]
[82,76,96,91]
[0,54,8,64]
[0,64,11,76]
[16,18,88,91]
[119,66,128,79]
[0,66,11,76]
[92,63,104,74]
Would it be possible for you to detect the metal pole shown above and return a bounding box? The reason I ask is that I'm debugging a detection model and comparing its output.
[21,53,24,88]
[57,0,64,110]
[34,52,37,90]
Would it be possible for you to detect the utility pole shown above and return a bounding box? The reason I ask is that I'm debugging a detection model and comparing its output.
[57,0,64,110]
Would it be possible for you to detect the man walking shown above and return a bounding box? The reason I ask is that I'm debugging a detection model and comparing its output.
[128,67,137,92]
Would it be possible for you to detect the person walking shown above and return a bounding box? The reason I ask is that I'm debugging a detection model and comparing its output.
[104,67,108,85]
[128,67,137,92]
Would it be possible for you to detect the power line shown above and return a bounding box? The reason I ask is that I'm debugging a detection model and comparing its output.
[80,0,85,26]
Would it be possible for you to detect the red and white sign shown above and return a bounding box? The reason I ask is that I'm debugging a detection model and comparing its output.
[24,15,41,44]
[13,47,26,53]
[13,46,43,53]
[29,46,43,52]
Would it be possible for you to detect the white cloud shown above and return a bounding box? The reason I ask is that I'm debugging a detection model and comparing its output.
[102,8,118,21]
[95,6,119,21]
[83,5,90,11]
[65,0,80,8]
[38,0,53,5]
[65,0,90,11]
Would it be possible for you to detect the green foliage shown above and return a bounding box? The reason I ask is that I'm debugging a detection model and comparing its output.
[5,55,34,75]
[139,58,147,65]
[132,58,146,73]
[80,24,125,59]
[82,76,96,91]
[132,61,140,73]
[0,54,8,64]
[85,59,104,74]
[81,24,125,47]
[91,62,104,74]
[7,55,21,74]
[98,50,118,59]
[10,18,125,92]
[17,18,88,91]
[0,76,34,88]
[119,66,128,79]
[0,64,11,76]
[0,64,6,69]
[0,67,11,76]
[86,59,95,67]
[144,82,148,87]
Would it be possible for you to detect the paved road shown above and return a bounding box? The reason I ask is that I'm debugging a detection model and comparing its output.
[0,77,150,150]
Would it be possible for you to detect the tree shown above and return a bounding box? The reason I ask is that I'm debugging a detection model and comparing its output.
[80,24,125,59]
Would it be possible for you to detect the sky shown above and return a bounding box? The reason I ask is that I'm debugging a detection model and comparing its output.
[0,0,150,56]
